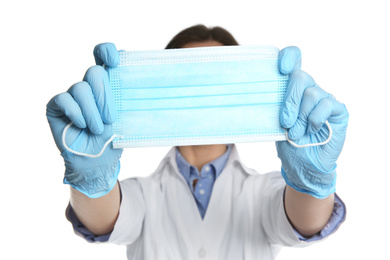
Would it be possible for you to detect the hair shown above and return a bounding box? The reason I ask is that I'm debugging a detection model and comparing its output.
[165,24,239,49]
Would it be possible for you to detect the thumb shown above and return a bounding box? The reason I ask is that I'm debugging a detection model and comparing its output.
[93,43,120,68]
[278,46,302,75]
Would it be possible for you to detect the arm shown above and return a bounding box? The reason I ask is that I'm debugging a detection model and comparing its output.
[70,183,121,235]
[284,186,334,237]
[47,43,123,235]
[277,47,349,237]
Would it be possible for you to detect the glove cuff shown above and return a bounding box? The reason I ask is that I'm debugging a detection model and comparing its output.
[281,167,337,199]
[63,161,121,198]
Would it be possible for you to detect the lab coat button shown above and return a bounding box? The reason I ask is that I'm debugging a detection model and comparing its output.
[198,247,206,258]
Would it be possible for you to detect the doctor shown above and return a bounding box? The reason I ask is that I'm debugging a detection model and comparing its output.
[47,25,348,259]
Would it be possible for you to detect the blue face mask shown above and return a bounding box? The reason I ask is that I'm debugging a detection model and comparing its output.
[108,46,289,148]
[62,46,332,157]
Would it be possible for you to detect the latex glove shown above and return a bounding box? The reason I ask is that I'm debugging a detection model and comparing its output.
[276,47,349,199]
[46,43,122,198]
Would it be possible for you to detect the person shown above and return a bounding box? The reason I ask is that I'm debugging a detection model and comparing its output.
[46,25,348,259]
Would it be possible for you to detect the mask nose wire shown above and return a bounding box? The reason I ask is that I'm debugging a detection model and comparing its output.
[62,122,124,158]
[284,120,332,148]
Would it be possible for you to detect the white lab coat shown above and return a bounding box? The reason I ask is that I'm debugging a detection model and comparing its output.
[107,145,320,259]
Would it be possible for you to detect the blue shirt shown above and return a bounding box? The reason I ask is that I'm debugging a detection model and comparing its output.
[175,145,232,219]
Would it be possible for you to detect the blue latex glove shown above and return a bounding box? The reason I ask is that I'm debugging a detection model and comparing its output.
[276,47,349,199]
[46,43,122,198]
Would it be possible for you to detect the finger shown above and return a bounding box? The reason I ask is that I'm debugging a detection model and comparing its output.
[288,85,328,140]
[83,66,117,124]
[280,70,316,128]
[278,46,302,75]
[308,96,348,134]
[93,43,120,67]
[46,92,86,129]
[68,82,104,135]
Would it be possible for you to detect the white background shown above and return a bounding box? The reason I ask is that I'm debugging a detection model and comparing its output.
[1,0,389,259]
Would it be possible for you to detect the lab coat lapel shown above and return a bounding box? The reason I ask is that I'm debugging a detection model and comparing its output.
[200,148,237,249]
[164,148,205,248]
[202,164,233,244]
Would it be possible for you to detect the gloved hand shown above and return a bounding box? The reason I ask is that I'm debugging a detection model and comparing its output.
[276,47,349,199]
[46,43,122,198]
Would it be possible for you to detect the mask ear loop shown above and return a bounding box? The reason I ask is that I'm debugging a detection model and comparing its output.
[62,122,123,158]
[285,120,332,148]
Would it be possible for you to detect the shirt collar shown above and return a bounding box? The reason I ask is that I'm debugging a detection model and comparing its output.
[175,144,233,180]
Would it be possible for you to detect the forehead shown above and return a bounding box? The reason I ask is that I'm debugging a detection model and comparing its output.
[181,40,224,48]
